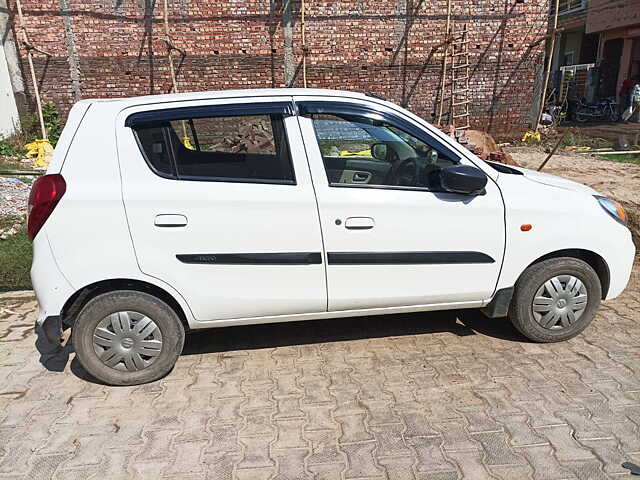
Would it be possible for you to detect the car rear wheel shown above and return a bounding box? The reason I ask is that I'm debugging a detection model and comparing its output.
[73,290,185,385]
[509,257,601,342]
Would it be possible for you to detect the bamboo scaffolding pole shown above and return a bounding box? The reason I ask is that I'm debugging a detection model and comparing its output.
[576,150,640,155]
[162,0,189,139]
[535,0,560,132]
[14,0,52,139]
[437,0,452,126]
[537,132,567,171]
[162,0,185,95]
[301,0,307,88]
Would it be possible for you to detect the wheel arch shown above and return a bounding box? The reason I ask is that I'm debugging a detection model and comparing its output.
[61,278,191,331]
[525,249,610,299]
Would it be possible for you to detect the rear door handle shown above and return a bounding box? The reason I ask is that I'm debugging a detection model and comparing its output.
[155,214,188,227]
[345,217,374,230]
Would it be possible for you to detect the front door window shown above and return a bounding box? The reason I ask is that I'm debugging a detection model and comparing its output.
[310,113,457,189]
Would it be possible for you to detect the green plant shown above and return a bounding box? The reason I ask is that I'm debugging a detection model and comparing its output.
[13,100,63,148]
[0,140,18,157]
[0,217,32,291]
[42,101,62,146]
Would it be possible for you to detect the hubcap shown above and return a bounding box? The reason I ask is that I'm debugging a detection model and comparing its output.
[93,311,163,372]
[532,275,588,330]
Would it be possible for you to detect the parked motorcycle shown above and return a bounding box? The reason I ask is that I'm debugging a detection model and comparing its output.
[574,97,619,123]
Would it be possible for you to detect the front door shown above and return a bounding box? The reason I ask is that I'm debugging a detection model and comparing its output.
[296,98,505,311]
[117,97,326,322]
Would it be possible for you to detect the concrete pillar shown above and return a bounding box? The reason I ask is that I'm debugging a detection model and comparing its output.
[0,0,26,125]
[60,0,82,102]
[282,0,295,87]
[617,37,633,96]
[0,41,20,136]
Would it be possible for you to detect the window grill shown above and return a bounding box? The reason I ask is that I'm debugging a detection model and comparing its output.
[558,0,585,14]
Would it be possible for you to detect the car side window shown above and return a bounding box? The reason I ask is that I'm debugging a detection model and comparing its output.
[310,113,457,190]
[134,125,175,177]
[133,113,295,184]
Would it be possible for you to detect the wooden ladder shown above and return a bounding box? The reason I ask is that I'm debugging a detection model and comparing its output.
[437,2,471,140]
[449,22,471,135]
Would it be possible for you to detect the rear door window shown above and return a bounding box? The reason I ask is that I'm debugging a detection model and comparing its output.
[132,110,295,184]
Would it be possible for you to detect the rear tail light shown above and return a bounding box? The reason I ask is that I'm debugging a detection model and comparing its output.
[27,174,66,241]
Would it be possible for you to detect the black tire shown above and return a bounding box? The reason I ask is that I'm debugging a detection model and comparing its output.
[509,257,601,343]
[72,290,185,386]
[575,109,589,123]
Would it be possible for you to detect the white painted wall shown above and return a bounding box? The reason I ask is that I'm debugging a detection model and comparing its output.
[0,42,20,138]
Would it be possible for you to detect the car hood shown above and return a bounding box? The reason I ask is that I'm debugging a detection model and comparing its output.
[504,166,599,195]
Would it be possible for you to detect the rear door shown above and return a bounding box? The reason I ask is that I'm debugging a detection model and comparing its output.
[296,97,505,311]
[116,97,326,322]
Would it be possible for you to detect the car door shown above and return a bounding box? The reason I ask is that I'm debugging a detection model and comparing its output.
[296,97,505,311]
[116,97,326,322]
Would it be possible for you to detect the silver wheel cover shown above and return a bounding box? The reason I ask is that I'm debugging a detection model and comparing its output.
[532,275,588,330]
[93,311,163,371]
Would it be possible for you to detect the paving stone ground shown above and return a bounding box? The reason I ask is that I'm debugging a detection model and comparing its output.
[1,260,639,480]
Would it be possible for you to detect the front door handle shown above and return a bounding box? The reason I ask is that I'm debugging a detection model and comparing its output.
[352,172,371,183]
[155,214,188,227]
[345,217,374,230]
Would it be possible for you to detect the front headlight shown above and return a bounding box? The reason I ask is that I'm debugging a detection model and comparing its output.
[595,195,628,226]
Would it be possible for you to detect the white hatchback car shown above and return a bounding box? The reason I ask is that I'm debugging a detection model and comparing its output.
[30,89,635,385]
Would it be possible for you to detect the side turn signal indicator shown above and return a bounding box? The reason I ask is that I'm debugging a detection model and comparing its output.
[520,224,532,232]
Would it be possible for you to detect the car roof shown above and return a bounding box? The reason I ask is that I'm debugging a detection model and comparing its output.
[80,88,374,108]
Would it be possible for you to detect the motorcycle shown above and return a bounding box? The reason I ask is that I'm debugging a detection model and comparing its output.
[574,97,619,123]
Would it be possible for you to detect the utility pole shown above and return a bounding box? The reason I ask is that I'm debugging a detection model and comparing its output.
[535,0,560,132]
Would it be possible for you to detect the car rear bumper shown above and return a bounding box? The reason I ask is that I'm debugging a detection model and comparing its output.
[31,232,75,325]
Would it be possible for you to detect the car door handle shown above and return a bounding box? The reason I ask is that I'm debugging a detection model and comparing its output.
[352,172,371,183]
[345,217,375,230]
[155,214,188,227]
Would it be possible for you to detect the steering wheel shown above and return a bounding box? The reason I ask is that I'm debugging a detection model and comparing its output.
[387,157,420,186]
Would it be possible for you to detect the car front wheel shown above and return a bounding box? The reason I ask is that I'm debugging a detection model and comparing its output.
[509,257,602,342]
[73,290,185,385]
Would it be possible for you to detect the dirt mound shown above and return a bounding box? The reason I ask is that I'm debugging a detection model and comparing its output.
[508,147,640,247]
[465,130,519,166]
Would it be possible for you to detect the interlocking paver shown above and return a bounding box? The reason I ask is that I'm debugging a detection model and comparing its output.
[534,424,596,462]
[0,259,639,479]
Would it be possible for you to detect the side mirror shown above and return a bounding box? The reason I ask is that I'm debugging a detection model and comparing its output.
[439,165,487,195]
[371,143,388,160]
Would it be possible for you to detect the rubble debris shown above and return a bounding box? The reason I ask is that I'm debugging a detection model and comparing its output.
[0,176,30,218]
[464,130,520,166]
[0,224,21,240]
[614,135,631,151]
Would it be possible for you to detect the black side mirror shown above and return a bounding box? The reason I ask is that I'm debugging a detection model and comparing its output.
[370,143,388,160]
[439,165,487,195]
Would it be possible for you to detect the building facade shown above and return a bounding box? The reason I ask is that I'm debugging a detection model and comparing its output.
[2,0,550,135]
[552,0,640,103]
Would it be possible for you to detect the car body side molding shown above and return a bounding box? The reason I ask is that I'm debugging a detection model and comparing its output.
[327,251,495,265]
[176,252,323,265]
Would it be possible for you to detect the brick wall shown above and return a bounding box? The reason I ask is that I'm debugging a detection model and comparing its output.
[9,0,549,135]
